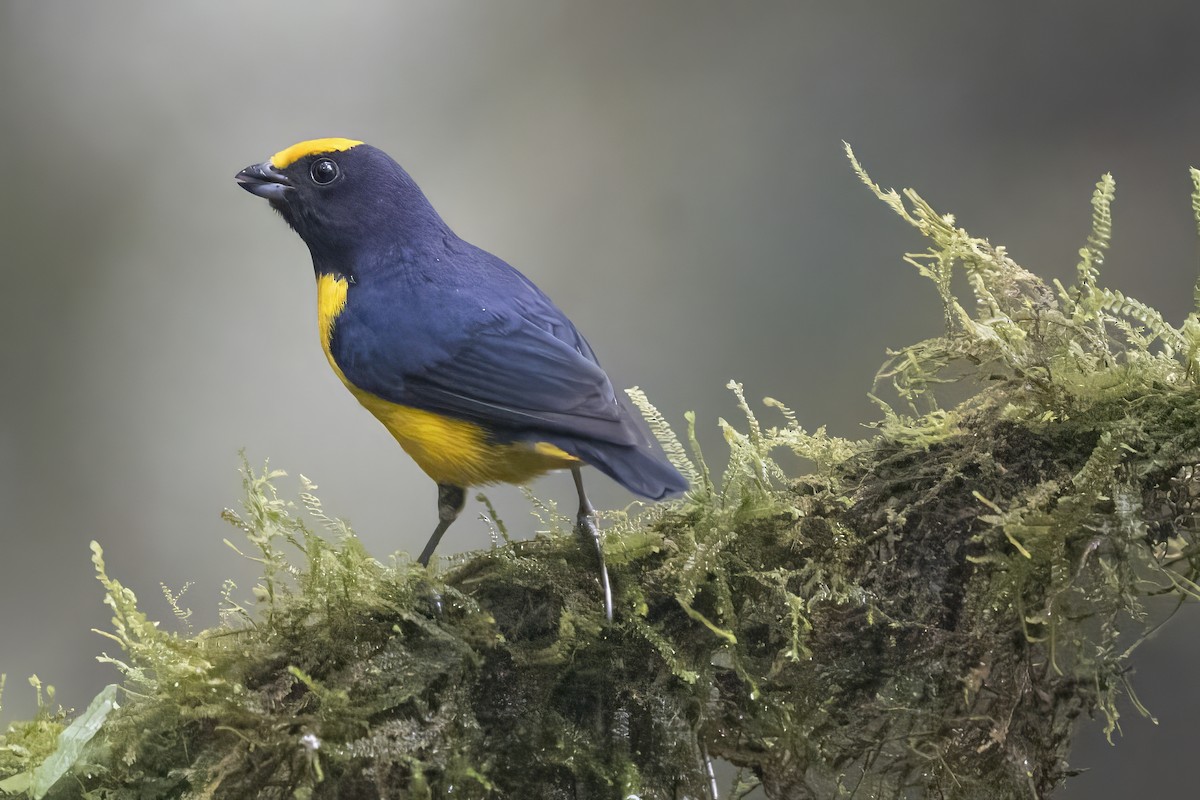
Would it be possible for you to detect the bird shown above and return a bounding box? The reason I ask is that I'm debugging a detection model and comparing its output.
[235,138,688,620]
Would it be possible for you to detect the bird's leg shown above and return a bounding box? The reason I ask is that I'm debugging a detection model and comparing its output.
[572,467,613,622]
[416,484,465,618]
[418,483,465,566]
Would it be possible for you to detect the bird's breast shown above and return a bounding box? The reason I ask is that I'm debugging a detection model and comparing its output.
[314,272,578,487]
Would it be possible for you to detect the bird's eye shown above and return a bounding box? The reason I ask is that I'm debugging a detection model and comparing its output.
[310,158,339,185]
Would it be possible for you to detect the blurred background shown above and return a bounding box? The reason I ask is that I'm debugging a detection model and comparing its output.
[2,2,1199,796]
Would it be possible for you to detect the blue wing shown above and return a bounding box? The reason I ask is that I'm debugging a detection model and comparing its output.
[400,311,648,447]
[330,248,650,449]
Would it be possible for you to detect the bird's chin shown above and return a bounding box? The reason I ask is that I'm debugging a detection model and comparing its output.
[268,201,299,230]
[277,206,312,240]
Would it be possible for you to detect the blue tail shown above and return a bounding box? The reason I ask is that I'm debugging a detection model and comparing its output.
[548,436,689,500]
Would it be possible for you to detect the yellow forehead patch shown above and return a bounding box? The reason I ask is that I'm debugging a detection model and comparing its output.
[270,138,364,169]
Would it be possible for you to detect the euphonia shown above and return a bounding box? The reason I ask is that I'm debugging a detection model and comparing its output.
[236,138,687,620]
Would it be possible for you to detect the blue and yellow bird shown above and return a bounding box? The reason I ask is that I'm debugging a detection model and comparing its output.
[236,138,687,619]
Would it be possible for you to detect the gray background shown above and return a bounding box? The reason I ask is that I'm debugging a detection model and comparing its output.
[2,3,1198,797]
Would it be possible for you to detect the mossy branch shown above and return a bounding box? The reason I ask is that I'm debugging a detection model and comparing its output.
[7,150,1200,799]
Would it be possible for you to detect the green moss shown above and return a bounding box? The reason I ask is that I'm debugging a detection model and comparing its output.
[0,677,69,795]
[6,149,1200,798]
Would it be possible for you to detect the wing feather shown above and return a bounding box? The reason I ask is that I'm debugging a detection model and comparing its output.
[335,286,647,447]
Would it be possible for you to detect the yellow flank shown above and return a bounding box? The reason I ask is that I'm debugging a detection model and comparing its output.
[271,137,364,169]
[315,273,580,487]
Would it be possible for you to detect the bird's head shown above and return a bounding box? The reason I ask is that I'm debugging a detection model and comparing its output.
[236,138,447,267]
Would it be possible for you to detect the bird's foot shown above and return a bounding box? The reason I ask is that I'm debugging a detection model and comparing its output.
[425,588,445,618]
[575,510,614,622]
[416,577,445,618]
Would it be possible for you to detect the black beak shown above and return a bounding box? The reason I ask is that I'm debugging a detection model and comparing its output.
[235,161,292,200]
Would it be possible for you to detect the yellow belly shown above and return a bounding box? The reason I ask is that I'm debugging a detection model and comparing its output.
[316,273,579,487]
[345,391,579,486]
